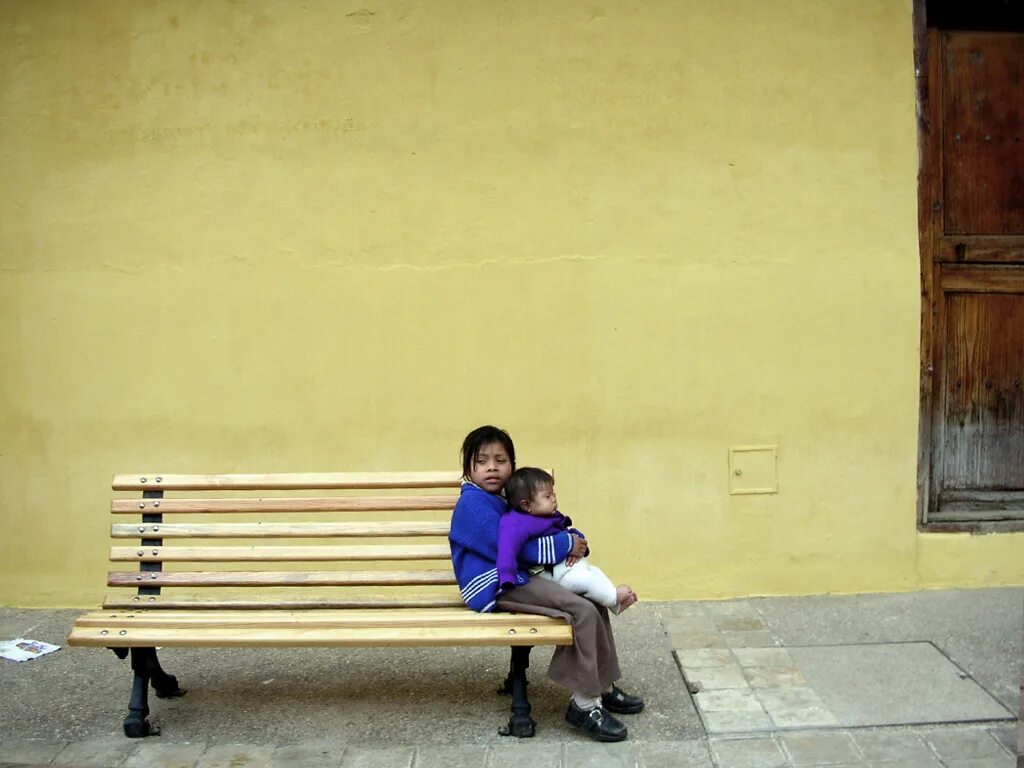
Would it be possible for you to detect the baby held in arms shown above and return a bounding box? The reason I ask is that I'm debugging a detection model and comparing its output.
[497,468,637,614]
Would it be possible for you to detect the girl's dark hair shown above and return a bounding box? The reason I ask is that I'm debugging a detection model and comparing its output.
[505,467,554,511]
[460,425,516,478]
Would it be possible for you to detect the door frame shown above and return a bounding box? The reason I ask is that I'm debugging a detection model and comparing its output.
[914,0,1024,533]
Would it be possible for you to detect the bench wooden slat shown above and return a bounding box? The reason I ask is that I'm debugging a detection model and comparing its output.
[113,472,463,492]
[111,522,451,538]
[108,570,456,587]
[109,544,452,562]
[102,595,467,610]
[68,624,574,648]
[76,609,564,629]
[111,495,459,514]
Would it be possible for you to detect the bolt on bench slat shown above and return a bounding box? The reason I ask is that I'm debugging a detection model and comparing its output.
[108,569,457,587]
[109,544,454,562]
[113,472,463,491]
[111,522,451,538]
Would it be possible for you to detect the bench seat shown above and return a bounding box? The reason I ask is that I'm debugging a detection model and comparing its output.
[69,608,573,648]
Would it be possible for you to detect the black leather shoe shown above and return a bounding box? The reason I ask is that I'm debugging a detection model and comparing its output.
[565,701,628,742]
[601,685,645,714]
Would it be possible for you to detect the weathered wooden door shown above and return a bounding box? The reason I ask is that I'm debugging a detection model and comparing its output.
[917,16,1024,530]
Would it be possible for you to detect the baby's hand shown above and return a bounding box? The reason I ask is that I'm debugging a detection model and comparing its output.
[569,533,588,559]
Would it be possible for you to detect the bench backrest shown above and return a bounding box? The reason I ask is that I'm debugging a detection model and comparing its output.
[106,472,466,610]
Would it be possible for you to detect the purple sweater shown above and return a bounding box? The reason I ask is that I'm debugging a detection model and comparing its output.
[497,511,583,589]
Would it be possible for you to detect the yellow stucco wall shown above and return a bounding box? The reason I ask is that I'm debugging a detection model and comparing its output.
[2,0,1021,608]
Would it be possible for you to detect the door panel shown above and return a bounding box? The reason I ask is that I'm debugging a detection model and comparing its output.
[940,289,1024,491]
[942,34,1024,236]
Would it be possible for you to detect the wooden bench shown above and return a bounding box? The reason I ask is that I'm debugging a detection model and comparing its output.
[68,472,572,738]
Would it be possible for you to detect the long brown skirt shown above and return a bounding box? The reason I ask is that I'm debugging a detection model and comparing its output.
[496,577,621,697]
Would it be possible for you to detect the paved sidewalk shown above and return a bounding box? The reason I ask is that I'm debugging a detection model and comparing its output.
[0,588,1020,767]
[666,599,1013,734]
[0,725,1019,767]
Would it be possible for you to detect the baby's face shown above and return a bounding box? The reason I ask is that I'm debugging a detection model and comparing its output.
[527,483,558,516]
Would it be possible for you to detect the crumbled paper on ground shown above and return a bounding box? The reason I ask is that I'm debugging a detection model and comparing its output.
[0,638,61,662]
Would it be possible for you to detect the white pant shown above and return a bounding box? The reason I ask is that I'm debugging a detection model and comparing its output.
[538,557,618,610]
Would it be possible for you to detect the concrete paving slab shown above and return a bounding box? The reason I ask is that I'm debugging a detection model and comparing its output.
[412,744,488,768]
[766,705,838,729]
[716,617,768,632]
[486,741,563,768]
[848,728,937,762]
[563,741,636,767]
[723,630,780,648]
[270,740,346,768]
[754,686,829,712]
[0,740,66,764]
[734,648,794,667]
[941,759,1016,768]
[701,708,774,733]
[684,665,748,690]
[636,740,714,768]
[786,642,1014,727]
[195,743,274,768]
[695,688,765,713]
[924,728,1012,760]
[779,731,860,765]
[120,740,208,768]
[710,736,788,768]
[988,725,1018,755]
[745,666,808,688]
[676,649,735,668]
[52,736,138,766]
[754,686,839,728]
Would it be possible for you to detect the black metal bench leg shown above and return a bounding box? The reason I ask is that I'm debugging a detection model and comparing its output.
[144,648,186,699]
[124,648,157,738]
[502,645,536,737]
[123,647,185,737]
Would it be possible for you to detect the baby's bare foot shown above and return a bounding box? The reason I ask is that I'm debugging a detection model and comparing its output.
[616,585,638,614]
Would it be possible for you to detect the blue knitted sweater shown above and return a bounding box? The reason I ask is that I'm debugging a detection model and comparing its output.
[449,482,573,612]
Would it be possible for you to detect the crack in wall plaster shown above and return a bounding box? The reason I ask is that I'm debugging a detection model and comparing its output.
[0,253,678,275]
[352,253,671,272]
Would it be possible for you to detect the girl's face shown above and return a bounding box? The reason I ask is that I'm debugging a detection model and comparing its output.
[469,441,513,494]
